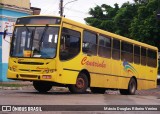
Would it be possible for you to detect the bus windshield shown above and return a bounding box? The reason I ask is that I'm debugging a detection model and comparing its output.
[10,26,59,58]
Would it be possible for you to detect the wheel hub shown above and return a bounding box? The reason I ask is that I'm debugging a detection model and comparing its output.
[76,78,85,89]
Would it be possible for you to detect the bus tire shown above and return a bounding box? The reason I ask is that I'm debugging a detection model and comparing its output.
[119,89,128,95]
[90,87,106,94]
[119,78,137,95]
[33,81,52,93]
[128,78,137,95]
[68,73,88,93]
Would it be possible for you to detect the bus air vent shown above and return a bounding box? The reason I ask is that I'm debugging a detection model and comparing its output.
[20,74,38,78]
[19,69,41,72]
[18,62,44,65]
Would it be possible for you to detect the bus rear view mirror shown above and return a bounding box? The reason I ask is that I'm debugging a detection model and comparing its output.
[3,29,8,39]
[3,29,10,43]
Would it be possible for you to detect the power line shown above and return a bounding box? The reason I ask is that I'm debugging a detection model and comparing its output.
[64,1,77,16]
[64,7,88,15]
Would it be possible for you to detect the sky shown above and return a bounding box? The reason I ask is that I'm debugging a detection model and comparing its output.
[30,0,134,23]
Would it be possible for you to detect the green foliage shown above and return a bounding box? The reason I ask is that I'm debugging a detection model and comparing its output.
[84,4,119,32]
[85,0,160,49]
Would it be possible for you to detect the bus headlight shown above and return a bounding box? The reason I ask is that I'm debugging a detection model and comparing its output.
[50,69,55,73]
[45,69,49,73]
[12,68,16,71]
[9,67,12,70]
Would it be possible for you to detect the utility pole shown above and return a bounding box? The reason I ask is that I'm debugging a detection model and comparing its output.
[59,0,63,16]
[59,0,78,17]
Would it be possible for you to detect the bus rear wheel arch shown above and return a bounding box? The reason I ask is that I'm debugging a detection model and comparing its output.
[68,72,89,93]
[119,77,137,95]
[33,81,52,93]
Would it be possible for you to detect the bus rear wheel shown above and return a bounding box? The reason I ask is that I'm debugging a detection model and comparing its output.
[90,87,106,94]
[119,78,137,95]
[33,81,52,93]
[68,73,88,93]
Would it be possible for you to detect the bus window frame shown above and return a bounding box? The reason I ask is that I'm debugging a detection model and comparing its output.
[141,47,147,66]
[112,38,121,60]
[147,49,157,68]
[121,41,133,63]
[59,27,81,61]
[134,45,140,64]
[82,30,98,56]
[98,34,112,58]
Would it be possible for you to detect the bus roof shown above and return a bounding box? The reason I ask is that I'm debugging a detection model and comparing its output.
[16,15,158,50]
[62,17,158,51]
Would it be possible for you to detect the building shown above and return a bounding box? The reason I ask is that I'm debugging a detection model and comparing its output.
[0,0,33,81]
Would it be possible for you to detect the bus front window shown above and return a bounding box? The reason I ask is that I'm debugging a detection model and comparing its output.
[11,26,59,58]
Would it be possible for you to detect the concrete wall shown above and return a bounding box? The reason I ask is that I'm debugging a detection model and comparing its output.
[1,0,30,9]
[0,3,32,81]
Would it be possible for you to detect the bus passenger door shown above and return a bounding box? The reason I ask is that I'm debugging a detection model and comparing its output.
[57,22,83,84]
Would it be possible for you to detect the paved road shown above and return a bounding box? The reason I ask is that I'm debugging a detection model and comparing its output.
[0,86,160,114]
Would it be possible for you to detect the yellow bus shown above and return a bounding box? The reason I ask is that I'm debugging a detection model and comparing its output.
[6,15,158,95]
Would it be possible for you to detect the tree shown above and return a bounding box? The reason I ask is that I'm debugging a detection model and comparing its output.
[114,2,138,37]
[84,4,119,32]
[134,0,149,4]
[129,0,160,49]
[85,0,160,49]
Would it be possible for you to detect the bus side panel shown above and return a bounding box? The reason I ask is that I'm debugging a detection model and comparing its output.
[59,70,79,84]
[119,62,134,89]
[146,66,157,89]
[111,60,126,89]
[90,74,109,88]
[138,66,157,90]
[137,80,156,90]
[132,64,143,90]
[56,54,83,84]
[133,64,157,90]
[89,57,112,88]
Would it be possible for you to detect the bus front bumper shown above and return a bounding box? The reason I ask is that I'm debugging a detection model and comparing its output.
[7,69,57,82]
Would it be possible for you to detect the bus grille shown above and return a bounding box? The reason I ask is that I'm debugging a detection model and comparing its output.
[18,62,44,65]
[19,69,41,72]
[20,74,38,78]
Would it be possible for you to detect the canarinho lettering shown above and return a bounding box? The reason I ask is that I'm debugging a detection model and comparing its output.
[81,57,106,68]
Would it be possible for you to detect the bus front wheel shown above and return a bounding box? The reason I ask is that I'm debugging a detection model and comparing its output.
[68,73,88,93]
[119,78,137,95]
[33,81,52,93]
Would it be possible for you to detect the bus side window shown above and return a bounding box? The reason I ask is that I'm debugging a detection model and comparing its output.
[83,31,97,55]
[141,47,147,65]
[121,41,133,62]
[147,49,157,68]
[112,39,120,60]
[98,35,111,58]
[60,28,80,60]
[134,45,140,64]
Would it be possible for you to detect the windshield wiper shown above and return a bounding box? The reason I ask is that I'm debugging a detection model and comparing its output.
[23,25,35,57]
[30,29,35,57]
[10,33,16,56]
[24,24,30,33]
[39,24,49,48]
